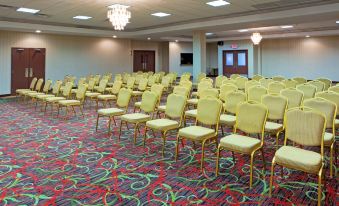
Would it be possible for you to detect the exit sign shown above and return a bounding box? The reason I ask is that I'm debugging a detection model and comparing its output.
[231,44,238,49]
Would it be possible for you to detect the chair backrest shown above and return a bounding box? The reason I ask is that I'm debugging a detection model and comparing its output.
[297,84,317,100]
[230,74,240,80]
[140,91,158,113]
[259,78,274,89]
[272,76,285,82]
[316,78,332,90]
[161,76,171,88]
[245,80,260,92]
[62,82,73,97]
[179,80,192,92]
[252,74,264,81]
[126,77,136,89]
[138,78,148,91]
[150,84,164,102]
[197,82,213,96]
[200,77,213,85]
[280,88,303,109]
[114,74,122,82]
[308,80,325,92]
[222,79,236,86]
[304,98,336,129]
[292,77,307,84]
[282,79,298,88]
[76,83,88,101]
[247,86,267,103]
[29,77,38,90]
[78,77,86,86]
[224,91,246,114]
[268,81,286,94]
[117,88,132,109]
[35,78,44,92]
[197,73,206,83]
[261,94,288,120]
[42,79,52,93]
[111,81,122,94]
[52,80,63,95]
[315,91,339,116]
[173,86,189,97]
[219,83,238,102]
[94,74,101,85]
[235,77,248,90]
[236,102,268,134]
[165,94,187,119]
[285,107,326,147]
[215,75,226,88]
[97,79,108,93]
[199,88,219,99]
[148,75,156,86]
[88,78,96,91]
[329,86,339,94]
[196,97,222,126]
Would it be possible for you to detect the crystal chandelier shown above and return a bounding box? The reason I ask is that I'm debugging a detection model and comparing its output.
[251,32,262,45]
[107,4,131,30]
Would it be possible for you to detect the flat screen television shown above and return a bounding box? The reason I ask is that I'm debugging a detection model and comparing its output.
[180,53,193,65]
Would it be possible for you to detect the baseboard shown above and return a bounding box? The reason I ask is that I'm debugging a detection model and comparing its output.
[0,94,12,97]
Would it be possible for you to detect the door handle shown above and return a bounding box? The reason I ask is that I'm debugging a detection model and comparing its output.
[29,68,33,77]
[25,68,28,78]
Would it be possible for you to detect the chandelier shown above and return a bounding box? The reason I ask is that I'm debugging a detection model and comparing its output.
[107,4,131,30]
[251,32,262,45]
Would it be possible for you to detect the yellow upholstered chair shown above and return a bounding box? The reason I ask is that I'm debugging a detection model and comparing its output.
[97,81,123,108]
[219,91,246,135]
[282,79,298,88]
[157,86,189,115]
[230,74,240,80]
[280,88,304,109]
[216,101,268,188]
[329,85,339,93]
[16,77,38,96]
[85,79,108,108]
[316,91,339,127]
[292,77,307,85]
[215,75,227,88]
[272,76,285,82]
[144,94,187,156]
[247,85,267,103]
[262,94,288,147]
[252,74,264,81]
[308,80,325,92]
[96,88,132,134]
[86,78,96,92]
[187,86,217,108]
[191,81,213,98]
[222,78,236,86]
[219,83,238,102]
[21,78,44,101]
[35,80,62,110]
[57,83,88,118]
[27,79,52,103]
[269,107,326,206]
[71,77,86,94]
[245,80,260,92]
[197,73,207,83]
[44,82,73,114]
[304,98,337,177]
[131,78,148,100]
[235,76,248,90]
[268,81,286,94]
[125,76,136,89]
[175,97,222,171]
[297,83,317,100]
[93,74,101,86]
[179,80,193,93]
[147,75,156,89]
[316,78,332,90]
[119,91,158,144]
[200,77,213,85]
[259,78,274,89]
[134,84,164,112]
[161,76,171,93]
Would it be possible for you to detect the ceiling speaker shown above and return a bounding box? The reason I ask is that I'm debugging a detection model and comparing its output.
[217,41,224,46]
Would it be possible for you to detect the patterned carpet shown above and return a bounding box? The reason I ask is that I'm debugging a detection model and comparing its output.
[0,98,337,205]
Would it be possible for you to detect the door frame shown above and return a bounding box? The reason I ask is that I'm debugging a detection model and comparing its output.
[133,50,156,72]
[222,50,248,76]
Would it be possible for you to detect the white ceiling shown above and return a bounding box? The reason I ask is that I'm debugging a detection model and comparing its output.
[0,0,338,40]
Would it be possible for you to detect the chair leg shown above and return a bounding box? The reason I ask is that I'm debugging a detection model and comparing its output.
[276,132,280,149]
[318,169,323,206]
[71,106,76,116]
[108,117,112,134]
[79,105,84,118]
[118,120,124,141]
[201,140,206,171]
[96,114,100,131]
[281,166,284,179]
[215,146,221,176]
[249,152,255,188]
[112,116,116,126]
[175,134,180,161]
[261,148,266,169]
[232,151,236,163]
[330,143,334,178]
[143,127,148,147]
[133,123,139,145]
[269,160,276,197]
[162,132,167,157]
[220,125,224,136]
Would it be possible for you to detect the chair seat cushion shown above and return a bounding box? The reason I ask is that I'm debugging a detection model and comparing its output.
[191,92,198,97]
[22,90,37,95]
[121,113,151,123]
[275,146,322,174]
[219,114,236,126]
[28,92,45,97]
[98,108,124,116]
[158,105,166,112]
[46,97,66,102]
[178,126,215,140]
[16,89,31,93]
[187,98,198,105]
[335,119,339,127]
[86,92,101,97]
[324,132,334,145]
[107,82,114,87]
[219,134,261,154]
[36,94,55,100]
[98,94,116,100]
[59,100,81,106]
[132,91,143,96]
[265,121,283,132]
[71,89,78,94]
[146,119,179,131]
[185,109,197,118]
[134,101,141,107]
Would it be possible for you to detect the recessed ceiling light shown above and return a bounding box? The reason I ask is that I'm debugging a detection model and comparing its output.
[281,25,293,29]
[17,7,40,14]
[175,40,179,42]
[238,29,249,32]
[108,4,130,8]
[113,35,117,38]
[147,37,151,40]
[336,20,339,24]
[206,33,214,36]
[305,35,310,38]
[151,12,171,17]
[206,0,230,7]
[73,16,92,20]
[35,30,41,33]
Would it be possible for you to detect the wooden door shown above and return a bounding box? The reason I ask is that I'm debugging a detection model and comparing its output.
[223,50,248,77]
[133,50,155,72]
[11,48,30,94]
[29,48,46,81]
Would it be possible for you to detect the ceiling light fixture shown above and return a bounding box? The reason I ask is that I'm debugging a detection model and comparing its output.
[251,32,262,45]
[305,35,310,38]
[73,16,92,20]
[206,0,230,7]
[17,7,40,14]
[238,29,249,32]
[281,25,293,29]
[113,35,117,38]
[151,12,171,17]
[35,30,41,33]
[175,40,179,42]
[107,4,131,30]
[336,20,339,24]
[147,37,151,40]
[206,33,214,36]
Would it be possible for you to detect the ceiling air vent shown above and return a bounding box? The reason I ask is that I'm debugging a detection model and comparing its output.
[0,4,17,10]
[252,0,331,10]
[34,13,50,18]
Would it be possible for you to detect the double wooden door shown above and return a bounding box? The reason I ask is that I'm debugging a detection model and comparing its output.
[11,48,46,94]
[223,50,248,77]
[133,50,155,72]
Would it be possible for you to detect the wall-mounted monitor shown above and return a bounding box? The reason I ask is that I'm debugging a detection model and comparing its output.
[180,53,193,65]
